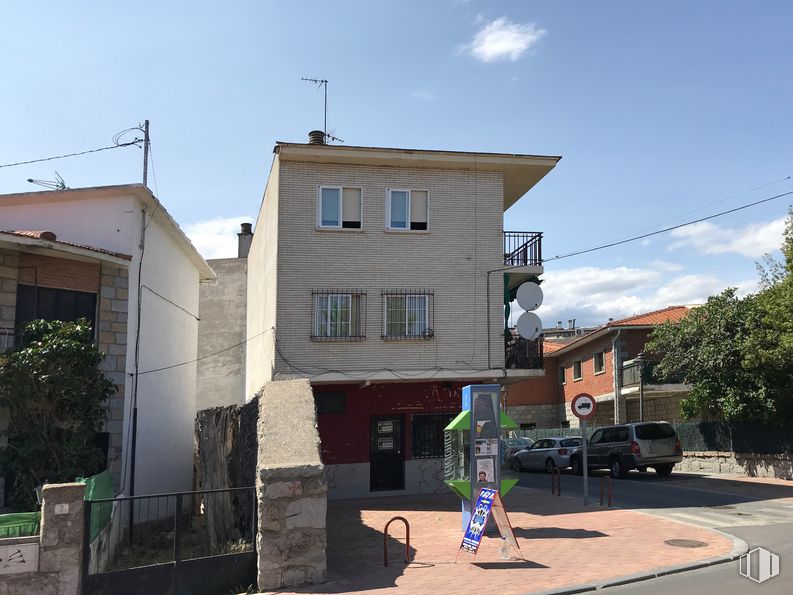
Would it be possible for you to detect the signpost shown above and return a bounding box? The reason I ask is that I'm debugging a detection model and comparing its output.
[571,393,597,505]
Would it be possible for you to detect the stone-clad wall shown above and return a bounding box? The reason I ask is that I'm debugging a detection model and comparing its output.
[679,451,793,480]
[0,483,86,595]
[96,264,129,489]
[256,379,327,590]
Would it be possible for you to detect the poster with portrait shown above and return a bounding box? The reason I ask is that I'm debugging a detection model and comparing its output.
[476,458,494,483]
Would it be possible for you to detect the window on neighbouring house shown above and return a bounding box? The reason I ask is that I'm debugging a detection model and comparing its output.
[312,290,366,341]
[318,186,362,229]
[520,423,536,430]
[593,351,605,374]
[387,189,428,231]
[573,360,582,381]
[315,391,346,415]
[558,366,566,384]
[411,413,455,458]
[382,291,433,339]
[15,284,98,334]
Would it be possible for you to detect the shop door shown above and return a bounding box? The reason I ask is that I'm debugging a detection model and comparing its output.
[370,416,404,491]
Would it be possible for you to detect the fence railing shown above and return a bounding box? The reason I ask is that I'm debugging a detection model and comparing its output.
[505,335,543,370]
[503,231,542,267]
[82,486,256,576]
[621,360,685,387]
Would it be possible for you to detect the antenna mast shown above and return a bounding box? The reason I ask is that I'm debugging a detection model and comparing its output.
[300,77,342,143]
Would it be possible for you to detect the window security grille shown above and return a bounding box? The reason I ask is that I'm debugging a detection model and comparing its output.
[381,290,434,340]
[411,413,455,458]
[311,290,366,341]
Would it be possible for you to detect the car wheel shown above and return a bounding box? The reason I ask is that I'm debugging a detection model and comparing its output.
[545,458,556,474]
[655,463,674,477]
[571,456,582,476]
[511,457,522,472]
[609,457,627,479]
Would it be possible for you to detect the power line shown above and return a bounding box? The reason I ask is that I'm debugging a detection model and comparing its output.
[0,139,142,169]
[545,188,793,263]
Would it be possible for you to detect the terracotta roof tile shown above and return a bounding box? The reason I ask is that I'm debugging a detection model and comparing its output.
[608,305,690,327]
[0,230,132,261]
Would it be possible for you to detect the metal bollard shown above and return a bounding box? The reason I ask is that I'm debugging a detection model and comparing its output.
[384,516,410,567]
[551,467,561,496]
[600,475,612,507]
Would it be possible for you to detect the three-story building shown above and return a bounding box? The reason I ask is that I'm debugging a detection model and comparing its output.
[246,135,559,497]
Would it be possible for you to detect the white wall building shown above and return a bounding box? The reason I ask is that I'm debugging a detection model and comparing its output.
[0,184,215,496]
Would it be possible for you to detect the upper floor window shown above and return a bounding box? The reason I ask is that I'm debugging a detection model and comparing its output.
[573,360,582,381]
[593,351,605,374]
[318,186,362,229]
[382,290,433,339]
[558,366,566,384]
[387,189,428,231]
[312,290,366,341]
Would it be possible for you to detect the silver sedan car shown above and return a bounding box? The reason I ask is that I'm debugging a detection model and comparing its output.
[510,436,583,473]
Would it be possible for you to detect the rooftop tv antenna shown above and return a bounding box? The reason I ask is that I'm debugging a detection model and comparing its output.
[27,171,68,190]
[301,77,344,143]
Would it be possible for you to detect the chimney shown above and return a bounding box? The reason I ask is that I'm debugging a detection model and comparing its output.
[556,321,562,329]
[238,222,253,258]
[568,319,573,329]
[308,130,326,145]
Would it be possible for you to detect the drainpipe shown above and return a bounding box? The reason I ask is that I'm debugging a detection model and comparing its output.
[612,329,622,424]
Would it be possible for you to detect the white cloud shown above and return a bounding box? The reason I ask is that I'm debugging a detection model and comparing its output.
[183,216,254,260]
[668,217,786,258]
[459,17,546,63]
[411,89,434,101]
[516,262,758,328]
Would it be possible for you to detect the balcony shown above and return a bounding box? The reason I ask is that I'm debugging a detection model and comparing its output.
[622,359,687,391]
[504,231,543,291]
[505,334,544,370]
[504,231,542,267]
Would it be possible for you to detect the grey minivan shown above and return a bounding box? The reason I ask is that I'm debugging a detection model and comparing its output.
[569,422,683,478]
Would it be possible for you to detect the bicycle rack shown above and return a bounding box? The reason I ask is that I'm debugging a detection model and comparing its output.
[383,516,410,567]
[600,476,613,507]
[551,467,561,496]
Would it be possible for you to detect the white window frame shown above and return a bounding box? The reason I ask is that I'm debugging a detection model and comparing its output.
[383,293,429,338]
[573,360,583,381]
[314,293,352,338]
[386,188,429,232]
[317,186,363,230]
[593,351,605,375]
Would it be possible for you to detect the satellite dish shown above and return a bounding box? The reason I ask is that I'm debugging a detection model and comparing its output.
[516,312,542,340]
[516,282,543,311]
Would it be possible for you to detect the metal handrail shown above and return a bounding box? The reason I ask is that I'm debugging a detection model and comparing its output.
[503,231,543,267]
[383,516,410,567]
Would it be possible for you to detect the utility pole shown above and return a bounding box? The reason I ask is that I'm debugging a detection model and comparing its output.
[142,119,150,187]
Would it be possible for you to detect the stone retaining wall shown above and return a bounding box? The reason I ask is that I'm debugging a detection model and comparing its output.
[679,451,793,480]
[0,482,86,595]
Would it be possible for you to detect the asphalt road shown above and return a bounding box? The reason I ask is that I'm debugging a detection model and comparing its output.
[516,469,793,594]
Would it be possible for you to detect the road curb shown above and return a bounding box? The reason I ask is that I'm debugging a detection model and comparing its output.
[527,528,748,595]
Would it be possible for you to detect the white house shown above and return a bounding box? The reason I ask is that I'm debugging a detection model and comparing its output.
[0,184,215,497]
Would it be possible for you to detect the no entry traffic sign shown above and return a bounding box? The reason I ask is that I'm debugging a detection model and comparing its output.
[571,393,597,420]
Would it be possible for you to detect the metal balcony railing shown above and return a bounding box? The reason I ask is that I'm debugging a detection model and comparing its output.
[504,231,543,267]
[505,334,544,370]
[622,359,685,387]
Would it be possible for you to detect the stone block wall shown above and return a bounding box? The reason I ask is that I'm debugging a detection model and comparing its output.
[0,482,86,595]
[256,379,327,591]
[96,264,129,489]
[678,451,793,480]
[257,465,328,589]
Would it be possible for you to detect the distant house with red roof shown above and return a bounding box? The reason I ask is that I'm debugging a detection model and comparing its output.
[506,306,693,428]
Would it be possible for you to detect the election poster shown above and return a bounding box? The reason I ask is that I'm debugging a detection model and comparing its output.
[459,489,521,559]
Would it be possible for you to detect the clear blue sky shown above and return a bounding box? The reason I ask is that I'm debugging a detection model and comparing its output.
[2,1,792,325]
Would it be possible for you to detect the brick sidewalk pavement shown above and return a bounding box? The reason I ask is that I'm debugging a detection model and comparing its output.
[263,486,735,595]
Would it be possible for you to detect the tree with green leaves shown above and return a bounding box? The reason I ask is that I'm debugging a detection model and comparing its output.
[0,319,115,510]
[648,209,793,423]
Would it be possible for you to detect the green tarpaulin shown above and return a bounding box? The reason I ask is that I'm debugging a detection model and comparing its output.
[0,512,41,538]
[76,470,115,541]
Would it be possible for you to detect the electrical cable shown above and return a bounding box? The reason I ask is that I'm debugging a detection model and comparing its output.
[544,188,793,263]
[0,140,142,169]
[141,285,200,320]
